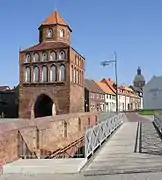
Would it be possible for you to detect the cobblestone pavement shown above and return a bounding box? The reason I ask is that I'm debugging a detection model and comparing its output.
[2,172,162,180]
[140,122,162,155]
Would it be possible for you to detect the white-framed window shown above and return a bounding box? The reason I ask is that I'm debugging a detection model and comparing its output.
[60,29,65,38]
[59,65,65,81]
[25,54,31,63]
[47,29,53,38]
[50,65,57,82]
[76,69,79,84]
[50,52,56,61]
[25,67,31,82]
[42,52,48,61]
[33,66,39,82]
[42,66,48,82]
[33,53,39,62]
[74,67,76,83]
[59,51,66,60]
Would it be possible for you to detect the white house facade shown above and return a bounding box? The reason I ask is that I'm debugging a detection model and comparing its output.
[118,93,125,111]
[105,94,116,112]
[143,76,162,110]
[97,82,116,112]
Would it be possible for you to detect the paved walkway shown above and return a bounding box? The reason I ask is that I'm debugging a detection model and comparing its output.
[84,121,162,175]
[3,158,87,174]
[2,113,162,179]
[2,172,162,180]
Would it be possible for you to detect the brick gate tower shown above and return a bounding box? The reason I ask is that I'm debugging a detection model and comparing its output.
[19,11,85,118]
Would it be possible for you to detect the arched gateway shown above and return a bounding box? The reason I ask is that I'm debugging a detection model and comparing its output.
[34,94,56,118]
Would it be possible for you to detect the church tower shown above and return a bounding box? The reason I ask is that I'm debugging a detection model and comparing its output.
[133,67,145,88]
[19,11,85,118]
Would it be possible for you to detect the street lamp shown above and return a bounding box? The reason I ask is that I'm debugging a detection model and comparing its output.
[101,51,118,112]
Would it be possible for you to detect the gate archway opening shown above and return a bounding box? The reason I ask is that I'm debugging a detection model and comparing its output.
[34,94,53,118]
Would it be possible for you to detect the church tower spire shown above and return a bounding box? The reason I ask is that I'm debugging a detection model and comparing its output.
[137,66,141,75]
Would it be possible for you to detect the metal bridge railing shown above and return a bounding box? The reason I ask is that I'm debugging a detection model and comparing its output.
[154,113,162,133]
[85,113,124,158]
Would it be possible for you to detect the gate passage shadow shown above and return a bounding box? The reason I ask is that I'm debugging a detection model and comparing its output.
[139,122,162,156]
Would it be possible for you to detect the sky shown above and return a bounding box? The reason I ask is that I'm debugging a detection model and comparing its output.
[1,0,162,86]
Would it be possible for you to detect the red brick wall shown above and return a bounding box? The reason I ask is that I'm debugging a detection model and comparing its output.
[0,112,99,165]
[19,85,70,118]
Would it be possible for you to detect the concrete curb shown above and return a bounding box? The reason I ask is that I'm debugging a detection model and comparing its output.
[83,166,162,176]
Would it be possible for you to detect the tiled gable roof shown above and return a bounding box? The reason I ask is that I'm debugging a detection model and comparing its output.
[101,78,116,93]
[96,82,115,95]
[85,79,104,94]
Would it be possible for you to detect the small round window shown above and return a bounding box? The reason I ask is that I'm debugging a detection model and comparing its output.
[33,53,39,62]
[47,29,53,38]
[42,52,48,61]
[25,54,31,63]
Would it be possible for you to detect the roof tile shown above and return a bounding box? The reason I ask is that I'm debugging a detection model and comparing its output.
[85,79,104,94]
[21,42,69,52]
[41,11,72,32]
[96,82,115,95]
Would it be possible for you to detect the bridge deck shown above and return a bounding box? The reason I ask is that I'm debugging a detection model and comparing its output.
[84,121,162,175]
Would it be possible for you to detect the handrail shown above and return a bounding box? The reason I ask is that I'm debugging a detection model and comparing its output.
[85,113,124,158]
[45,136,84,159]
[154,113,162,133]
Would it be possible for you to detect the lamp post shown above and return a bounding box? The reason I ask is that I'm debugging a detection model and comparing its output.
[101,51,118,112]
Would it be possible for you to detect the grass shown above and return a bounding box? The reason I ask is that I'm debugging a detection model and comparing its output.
[139,109,162,115]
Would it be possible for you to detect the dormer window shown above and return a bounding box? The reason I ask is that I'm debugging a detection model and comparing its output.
[42,52,48,61]
[47,29,53,38]
[25,54,31,63]
[60,29,65,38]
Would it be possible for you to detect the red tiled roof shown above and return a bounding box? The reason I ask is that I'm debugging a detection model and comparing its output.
[85,79,104,94]
[41,11,72,32]
[96,82,115,95]
[21,42,69,52]
[101,78,116,93]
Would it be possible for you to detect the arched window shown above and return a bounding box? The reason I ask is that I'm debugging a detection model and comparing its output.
[33,66,39,82]
[42,52,48,62]
[25,54,31,63]
[25,67,31,82]
[50,65,57,82]
[50,52,56,61]
[81,71,83,85]
[79,70,81,84]
[59,51,66,60]
[42,66,48,82]
[59,65,65,81]
[74,67,76,83]
[47,29,53,38]
[76,69,79,84]
[71,65,74,82]
[33,53,39,62]
[60,29,65,38]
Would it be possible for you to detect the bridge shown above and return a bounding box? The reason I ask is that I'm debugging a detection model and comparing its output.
[1,112,162,179]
